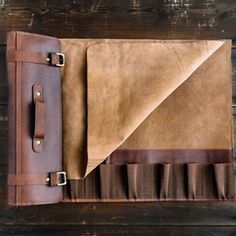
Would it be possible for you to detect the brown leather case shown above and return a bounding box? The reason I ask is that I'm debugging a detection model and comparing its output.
[6,31,234,205]
[6,31,65,205]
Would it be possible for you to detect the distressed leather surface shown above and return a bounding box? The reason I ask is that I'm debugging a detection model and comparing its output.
[63,163,235,202]
[60,39,233,179]
[7,32,63,205]
[6,32,233,204]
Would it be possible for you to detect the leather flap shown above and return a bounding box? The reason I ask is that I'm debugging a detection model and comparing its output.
[86,40,228,177]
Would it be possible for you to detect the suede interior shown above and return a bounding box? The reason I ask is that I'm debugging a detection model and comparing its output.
[60,39,232,179]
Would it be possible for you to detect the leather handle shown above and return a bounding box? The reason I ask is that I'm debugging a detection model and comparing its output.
[33,85,45,153]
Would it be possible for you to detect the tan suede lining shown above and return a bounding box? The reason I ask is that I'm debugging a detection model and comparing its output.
[60,39,232,179]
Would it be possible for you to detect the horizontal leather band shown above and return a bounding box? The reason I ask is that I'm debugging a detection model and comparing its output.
[8,172,67,186]
[105,149,232,164]
[6,50,64,66]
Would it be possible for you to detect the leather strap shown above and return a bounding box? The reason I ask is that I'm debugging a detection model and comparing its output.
[8,172,67,186]
[6,49,65,66]
[33,85,45,153]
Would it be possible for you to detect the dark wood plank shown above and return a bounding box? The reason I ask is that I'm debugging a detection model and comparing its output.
[0,45,8,105]
[0,45,7,86]
[0,105,8,164]
[0,225,236,236]
[0,0,236,44]
[1,202,236,226]
[0,165,7,185]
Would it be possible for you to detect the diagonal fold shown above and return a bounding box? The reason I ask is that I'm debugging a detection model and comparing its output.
[86,40,226,177]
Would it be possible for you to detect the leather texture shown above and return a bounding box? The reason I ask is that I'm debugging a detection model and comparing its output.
[60,39,233,179]
[104,149,232,164]
[7,31,63,206]
[8,172,65,186]
[63,163,234,202]
[32,84,45,153]
[6,32,234,205]
[6,50,63,66]
[60,38,234,202]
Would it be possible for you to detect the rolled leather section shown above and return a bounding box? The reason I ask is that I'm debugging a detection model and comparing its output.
[63,163,235,202]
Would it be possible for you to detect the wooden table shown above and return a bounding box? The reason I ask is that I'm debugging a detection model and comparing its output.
[1,0,236,235]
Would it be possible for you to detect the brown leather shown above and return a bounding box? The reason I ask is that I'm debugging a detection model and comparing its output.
[63,163,235,202]
[86,40,233,176]
[6,49,64,66]
[33,84,45,153]
[60,39,233,179]
[8,172,64,186]
[60,38,234,202]
[105,149,232,164]
[7,31,63,206]
[6,32,234,205]
[8,173,49,185]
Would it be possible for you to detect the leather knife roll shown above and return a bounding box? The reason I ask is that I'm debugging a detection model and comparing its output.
[7,32,63,205]
[6,32,235,205]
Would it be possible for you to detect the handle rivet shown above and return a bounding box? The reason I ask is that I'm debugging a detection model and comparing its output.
[36,140,41,145]
[36,92,41,97]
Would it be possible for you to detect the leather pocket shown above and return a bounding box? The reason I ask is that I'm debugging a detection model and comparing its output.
[85,41,232,177]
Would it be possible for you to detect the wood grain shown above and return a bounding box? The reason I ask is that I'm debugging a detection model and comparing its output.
[0,0,236,44]
[0,226,236,236]
[1,202,236,226]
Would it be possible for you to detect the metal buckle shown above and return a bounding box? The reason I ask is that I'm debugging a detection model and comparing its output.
[56,171,67,186]
[47,52,65,67]
[55,53,65,67]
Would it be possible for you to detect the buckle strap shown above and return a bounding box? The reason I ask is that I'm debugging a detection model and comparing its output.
[8,172,67,186]
[6,50,65,67]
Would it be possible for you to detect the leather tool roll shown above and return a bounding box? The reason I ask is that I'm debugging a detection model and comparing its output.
[7,32,64,206]
[6,32,235,205]
[33,84,45,153]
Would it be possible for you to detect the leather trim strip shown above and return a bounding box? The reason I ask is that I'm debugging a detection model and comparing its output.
[63,163,235,201]
[8,172,67,186]
[105,149,232,164]
[6,49,64,66]
[8,173,49,185]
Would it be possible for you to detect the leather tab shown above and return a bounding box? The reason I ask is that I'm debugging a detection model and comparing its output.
[8,172,67,186]
[33,85,45,153]
[6,50,65,67]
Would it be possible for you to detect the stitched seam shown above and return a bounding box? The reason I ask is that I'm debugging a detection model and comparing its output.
[14,32,18,205]
[16,31,22,204]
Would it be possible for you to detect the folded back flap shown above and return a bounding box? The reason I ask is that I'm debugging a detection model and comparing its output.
[86,40,230,176]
